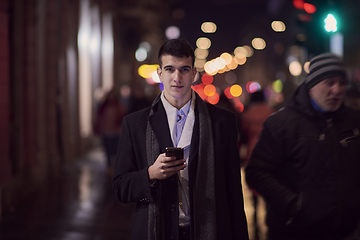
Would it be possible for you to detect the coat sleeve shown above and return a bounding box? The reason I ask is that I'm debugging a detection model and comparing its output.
[225,114,249,240]
[112,116,158,203]
[245,123,297,216]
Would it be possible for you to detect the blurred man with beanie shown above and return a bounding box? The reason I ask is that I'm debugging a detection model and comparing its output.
[246,53,360,240]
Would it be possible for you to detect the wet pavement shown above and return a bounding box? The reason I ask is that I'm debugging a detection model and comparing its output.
[0,148,135,240]
[0,147,266,240]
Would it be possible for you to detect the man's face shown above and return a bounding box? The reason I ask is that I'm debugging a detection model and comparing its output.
[157,55,196,109]
[309,75,347,112]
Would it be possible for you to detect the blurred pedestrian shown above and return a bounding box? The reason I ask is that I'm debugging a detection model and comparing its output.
[241,90,275,240]
[246,53,360,240]
[94,89,126,172]
[113,39,249,240]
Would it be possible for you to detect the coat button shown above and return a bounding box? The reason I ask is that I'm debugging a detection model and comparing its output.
[171,205,176,211]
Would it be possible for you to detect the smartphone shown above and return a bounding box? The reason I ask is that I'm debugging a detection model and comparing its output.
[165,147,184,167]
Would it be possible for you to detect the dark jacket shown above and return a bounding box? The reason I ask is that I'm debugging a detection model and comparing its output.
[113,96,249,240]
[246,83,360,239]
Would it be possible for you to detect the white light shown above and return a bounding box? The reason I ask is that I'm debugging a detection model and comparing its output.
[135,48,147,62]
[165,26,180,39]
[289,61,302,76]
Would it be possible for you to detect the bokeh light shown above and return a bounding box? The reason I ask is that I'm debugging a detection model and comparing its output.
[234,53,247,65]
[246,81,261,93]
[138,64,159,78]
[135,48,147,62]
[195,48,209,59]
[196,37,211,49]
[201,22,217,33]
[207,92,220,105]
[272,79,283,93]
[289,61,302,76]
[220,52,233,65]
[224,87,233,99]
[139,42,151,52]
[204,84,216,96]
[202,73,213,85]
[243,45,254,57]
[204,60,217,75]
[225,72,237,84]
[214,57,226,70]
[195,58,206,70]
[165,26,180,39]
[252,38,266,50]
[304,3,316,14]
[234,102,245,112]
[271,21,286,32]
[304,61,310,74]
[230,84,243,97]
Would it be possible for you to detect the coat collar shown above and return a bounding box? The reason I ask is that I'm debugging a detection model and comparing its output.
[148,93,201,160]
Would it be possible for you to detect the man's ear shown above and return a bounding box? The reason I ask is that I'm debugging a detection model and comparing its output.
[157,67,162,81]
[192,67,198,82]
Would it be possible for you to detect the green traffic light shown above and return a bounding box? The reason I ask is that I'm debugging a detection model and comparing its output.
[324,14,337,32]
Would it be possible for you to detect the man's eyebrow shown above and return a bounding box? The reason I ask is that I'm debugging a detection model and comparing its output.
[163,64,191,68]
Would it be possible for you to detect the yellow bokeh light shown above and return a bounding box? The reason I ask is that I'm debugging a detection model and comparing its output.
[201,22,217,33]
[195,58,206,69]
[195,48,209,59]
[230,84,243,97]
[252,38,266,50]
[243,45,253,57]
[289,61,302,76]
[234,46,247,56]
[234,53,247,65]
[220,52,233,65]
[204,84,216,96]
[138,64,159,78]
[227,58,238,70]
[304,61,310,74]
[271,21,286,32]
[196,37,211,50]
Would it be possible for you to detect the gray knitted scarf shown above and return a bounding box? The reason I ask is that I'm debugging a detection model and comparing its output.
[146,92,217,240]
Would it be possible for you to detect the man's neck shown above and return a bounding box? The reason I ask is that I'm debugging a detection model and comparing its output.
[163,93,192,110]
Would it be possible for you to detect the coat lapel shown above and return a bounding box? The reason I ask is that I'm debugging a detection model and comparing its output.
[148,100,173,153]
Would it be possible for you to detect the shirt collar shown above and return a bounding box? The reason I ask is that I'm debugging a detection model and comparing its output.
[161,92,192,118]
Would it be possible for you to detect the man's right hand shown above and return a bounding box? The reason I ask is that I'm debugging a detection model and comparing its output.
[148,153,186,183]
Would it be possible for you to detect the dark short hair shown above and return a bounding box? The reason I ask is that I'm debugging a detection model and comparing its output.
[158,39,195,68]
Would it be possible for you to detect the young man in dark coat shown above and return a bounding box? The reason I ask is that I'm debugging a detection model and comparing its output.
[246,53,360,240]
[113,39,249,240]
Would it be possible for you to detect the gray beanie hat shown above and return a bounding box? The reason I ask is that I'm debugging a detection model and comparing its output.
[305,53,347,89]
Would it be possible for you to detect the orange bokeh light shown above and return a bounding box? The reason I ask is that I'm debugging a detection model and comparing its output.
[207,92,220,105]
[204,84,216,96]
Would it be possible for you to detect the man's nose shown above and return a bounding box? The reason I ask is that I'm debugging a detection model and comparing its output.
[173,70,181,82]
[332,83,345,95]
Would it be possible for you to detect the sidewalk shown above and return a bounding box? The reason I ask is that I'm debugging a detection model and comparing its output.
[0,147,135,240]
[0,147,266,240]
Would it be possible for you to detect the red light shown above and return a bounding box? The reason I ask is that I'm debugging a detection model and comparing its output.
[293,0,304,9]
[201,73,213,85]
[224,87,234,99]
[304,3,316,14]
[234,102,244,113]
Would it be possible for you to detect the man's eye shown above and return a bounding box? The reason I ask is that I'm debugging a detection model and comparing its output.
[165,68,174,72]
[181,68,190,73]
